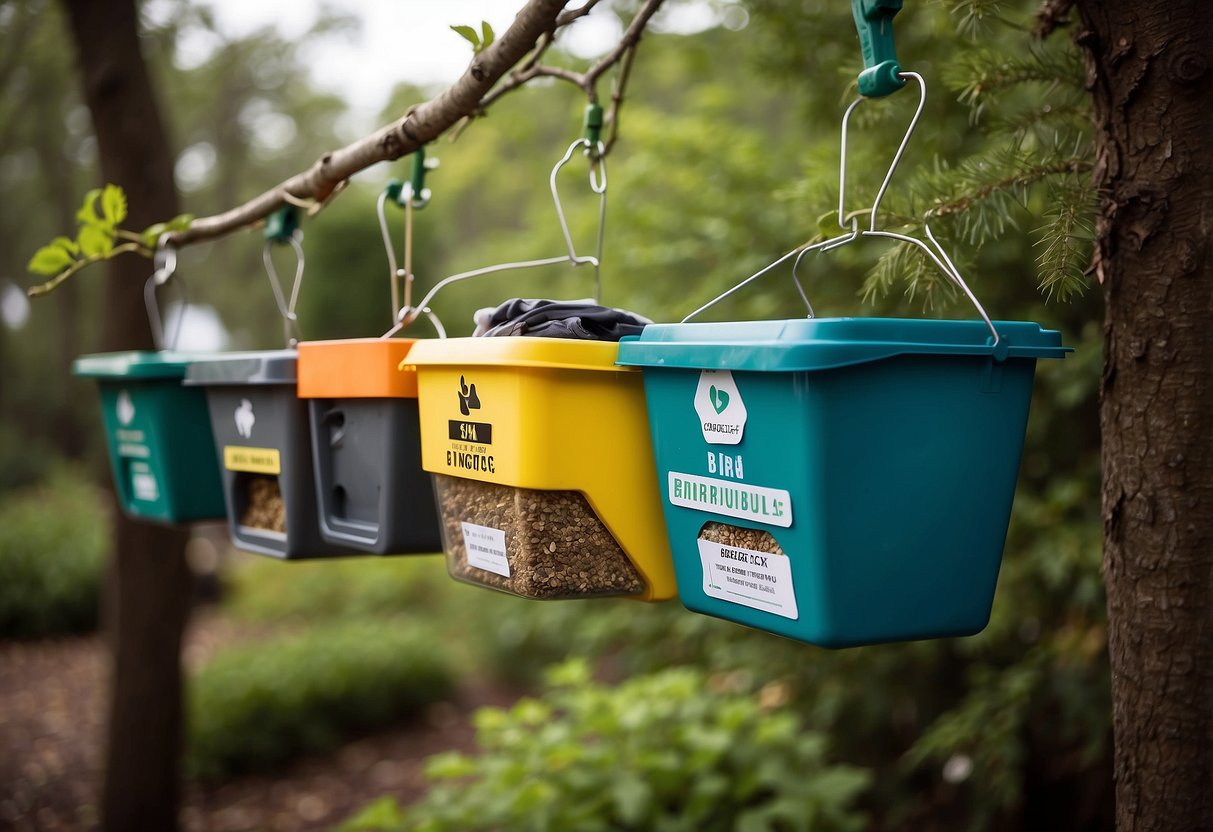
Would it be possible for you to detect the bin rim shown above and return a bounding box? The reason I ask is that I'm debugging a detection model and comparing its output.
[403,336,634,373]
[73,350,210,380]
[183,349,298,386]
[615,317,1070,373]
[298,337,419,398]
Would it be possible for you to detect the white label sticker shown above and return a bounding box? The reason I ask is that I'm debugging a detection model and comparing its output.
[698,539,798,619]
[131,469,159,502]
[461,522,510,577]
[694,370,747,445]
[668,471,793,527]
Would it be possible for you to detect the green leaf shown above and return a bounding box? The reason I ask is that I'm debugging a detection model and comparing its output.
[27,244,75,276]
[141,214,193,249]
[450,24,480,50]
[78,224,114,258]
[50,236,80,256]
[75,188,102,226]
[101,184,128,226]
[480,20,495,49]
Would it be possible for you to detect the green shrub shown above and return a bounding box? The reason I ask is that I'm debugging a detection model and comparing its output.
[226,554,451,623]
[188,618,456,780]
[225,553,590,683]
[0,468,110,638]
[340,660,871,832]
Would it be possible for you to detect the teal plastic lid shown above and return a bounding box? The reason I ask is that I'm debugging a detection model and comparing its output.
[73,351,207,381]
[183,350,298,386]
[616,318,1070,373]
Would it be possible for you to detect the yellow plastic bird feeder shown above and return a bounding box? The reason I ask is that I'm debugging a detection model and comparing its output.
[403,337,676,602]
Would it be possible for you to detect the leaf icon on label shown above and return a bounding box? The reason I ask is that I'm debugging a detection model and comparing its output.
[709,385,729,414]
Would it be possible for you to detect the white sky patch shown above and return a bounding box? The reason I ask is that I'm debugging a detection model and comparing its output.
[1,282,31,331]
[163,303,230,353]
[175,142,218,192]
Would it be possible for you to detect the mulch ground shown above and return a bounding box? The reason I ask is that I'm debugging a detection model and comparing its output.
[0,611,520,832]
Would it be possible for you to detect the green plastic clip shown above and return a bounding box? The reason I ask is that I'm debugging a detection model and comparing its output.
[264,205,300,243]
[584,103,604,150]
[384,147,436,209]
[384,179,406,206]
[409,146,429,205]
[851,0,907,98]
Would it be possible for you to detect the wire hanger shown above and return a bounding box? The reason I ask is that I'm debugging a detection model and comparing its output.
[144,233,187,351]
[378,147,446,337]
[683,71,1000,348]
[262,205,305,347]
[384,109,609,339]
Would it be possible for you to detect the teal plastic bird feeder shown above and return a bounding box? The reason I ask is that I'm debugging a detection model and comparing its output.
[617,318,1069,647]
[73,351,226,524]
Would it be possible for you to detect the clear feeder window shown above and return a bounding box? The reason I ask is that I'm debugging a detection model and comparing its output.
[434,474,646,599]
[698,521,786,556]
[241,474,286,533]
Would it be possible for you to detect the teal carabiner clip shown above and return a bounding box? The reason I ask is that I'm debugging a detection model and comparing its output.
[851,0,907,98]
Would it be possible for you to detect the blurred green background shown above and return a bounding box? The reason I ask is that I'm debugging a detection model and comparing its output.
[0,1,1105,829]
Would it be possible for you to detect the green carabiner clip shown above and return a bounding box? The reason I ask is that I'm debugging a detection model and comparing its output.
[584,103,604,156]
[264,204,301,243]
[386,147,437,209]
[851,0,907,98]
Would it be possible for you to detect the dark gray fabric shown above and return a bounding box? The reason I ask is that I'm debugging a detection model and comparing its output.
[473,298,652,341]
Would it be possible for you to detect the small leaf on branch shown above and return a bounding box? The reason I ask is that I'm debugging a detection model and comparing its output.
[50,236,80,256]
[481,20,495,49]
[141,213,195,249]
[27,244,76,276]
[78,224,114,258]
[76,188,103,226]
[101,183,128,226]
[451,24,480,51]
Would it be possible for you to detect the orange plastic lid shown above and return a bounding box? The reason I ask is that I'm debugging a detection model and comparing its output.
[297,338,418,398]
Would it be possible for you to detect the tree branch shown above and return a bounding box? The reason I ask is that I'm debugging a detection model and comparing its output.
[172,0,575,246]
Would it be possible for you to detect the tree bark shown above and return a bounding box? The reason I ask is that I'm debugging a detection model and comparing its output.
[1073,2,1213,830]
[59,1,193,830]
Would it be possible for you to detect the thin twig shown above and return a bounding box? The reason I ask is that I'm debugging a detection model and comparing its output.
[555,0,602,27]
[603,41,639,154]
[585,0,664,89]
[28,242,146,297]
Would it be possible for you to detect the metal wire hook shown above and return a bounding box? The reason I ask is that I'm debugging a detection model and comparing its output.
[836,70,928,237]
[152,233,177,286]
[145,235,186,350]
[551,137,608,301]
[390,138,608,336]
[382,304,447,340]
[263,231,305,347]
[377,189,411,327]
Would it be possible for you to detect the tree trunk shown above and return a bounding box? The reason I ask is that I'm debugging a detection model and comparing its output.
[1073,2,1213,830]
[59,1,193,830]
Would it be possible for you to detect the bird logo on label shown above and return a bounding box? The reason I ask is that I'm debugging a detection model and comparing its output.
[458,375,481,416]
[116,390,136,426]
[234,399,256,438]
